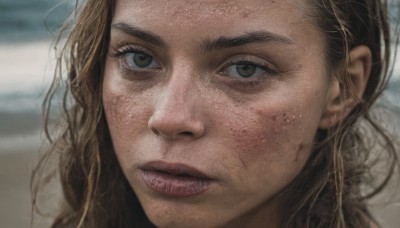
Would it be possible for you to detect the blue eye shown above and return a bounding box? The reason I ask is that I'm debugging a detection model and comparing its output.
[222,62,271,79]
[123,51,160,70]
[113,46,161,72]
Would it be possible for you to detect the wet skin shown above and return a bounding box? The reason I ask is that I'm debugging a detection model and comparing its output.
[103,0,336,227]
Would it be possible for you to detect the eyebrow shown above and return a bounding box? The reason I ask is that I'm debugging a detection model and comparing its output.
[111,22,166,47]
[200,32,293,52]
[111,22,293,52]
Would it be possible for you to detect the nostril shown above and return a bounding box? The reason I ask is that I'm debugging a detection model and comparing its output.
[181,131,194,137]
[150,127,195,138]
[151,127,160,136]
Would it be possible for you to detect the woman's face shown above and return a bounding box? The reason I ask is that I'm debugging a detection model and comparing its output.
[103,0,333,227]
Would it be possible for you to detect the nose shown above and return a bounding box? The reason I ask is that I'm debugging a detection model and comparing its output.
[148,74,205,140]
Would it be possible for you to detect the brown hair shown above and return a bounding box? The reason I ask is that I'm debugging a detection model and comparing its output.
[281,0,399,227]
[31,0,399,227]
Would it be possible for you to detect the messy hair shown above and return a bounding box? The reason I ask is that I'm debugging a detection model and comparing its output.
[31,0,399,227]
[281,0,399,227]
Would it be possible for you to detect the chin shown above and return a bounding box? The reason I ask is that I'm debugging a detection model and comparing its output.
[145,209,222,228]
[139,198,232,228]
[150,217,213,228]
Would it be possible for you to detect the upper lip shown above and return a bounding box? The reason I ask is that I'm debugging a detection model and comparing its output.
[140,161,212,180]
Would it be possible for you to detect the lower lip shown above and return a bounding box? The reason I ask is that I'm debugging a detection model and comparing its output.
[140,170,212,197]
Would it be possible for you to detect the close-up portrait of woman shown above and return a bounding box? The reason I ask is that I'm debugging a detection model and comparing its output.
[31,0,400,227]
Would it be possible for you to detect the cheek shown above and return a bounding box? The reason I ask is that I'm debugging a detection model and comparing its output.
[102,77,153,165]
[104,95,134,130]
[102,57,153,137]
[104,95,141,136]
[222,97,322,172]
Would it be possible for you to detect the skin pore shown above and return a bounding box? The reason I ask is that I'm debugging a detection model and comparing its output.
[102,0,369,227]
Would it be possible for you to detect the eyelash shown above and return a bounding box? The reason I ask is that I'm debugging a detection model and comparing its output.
[113,46,147,59]
[112,45,161,73]
[222,60,277,75]
[217,57,278,90]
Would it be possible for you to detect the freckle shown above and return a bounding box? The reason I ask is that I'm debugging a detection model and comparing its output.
[294,143,305,162]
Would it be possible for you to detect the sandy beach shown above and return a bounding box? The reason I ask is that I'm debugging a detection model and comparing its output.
[0,149,38,228]
[1,41,400,228]
[0,41,54,228]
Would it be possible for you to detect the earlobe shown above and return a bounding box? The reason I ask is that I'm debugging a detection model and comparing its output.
[318,45,372,129]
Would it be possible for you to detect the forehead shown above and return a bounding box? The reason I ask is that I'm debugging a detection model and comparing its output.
[112,0,322,55]
[113,0,312,30]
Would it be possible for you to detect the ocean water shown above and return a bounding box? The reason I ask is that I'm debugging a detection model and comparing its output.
[0,0,399,135]
[0,0,72,42]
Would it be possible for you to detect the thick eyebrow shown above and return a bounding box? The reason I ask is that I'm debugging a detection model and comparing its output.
[200,32,293,52]
[111,22,293,52]
[111,22,166,47]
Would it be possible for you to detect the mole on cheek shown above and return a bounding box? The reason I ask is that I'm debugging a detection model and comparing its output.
[294,143,306,163]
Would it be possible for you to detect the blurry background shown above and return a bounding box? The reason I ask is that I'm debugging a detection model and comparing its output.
[0,0,399,227]
[0,0,70,227]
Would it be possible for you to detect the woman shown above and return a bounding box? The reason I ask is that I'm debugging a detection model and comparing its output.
[32,0,399,227]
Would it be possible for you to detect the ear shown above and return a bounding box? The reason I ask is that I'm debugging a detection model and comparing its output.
[318,45,372,129]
